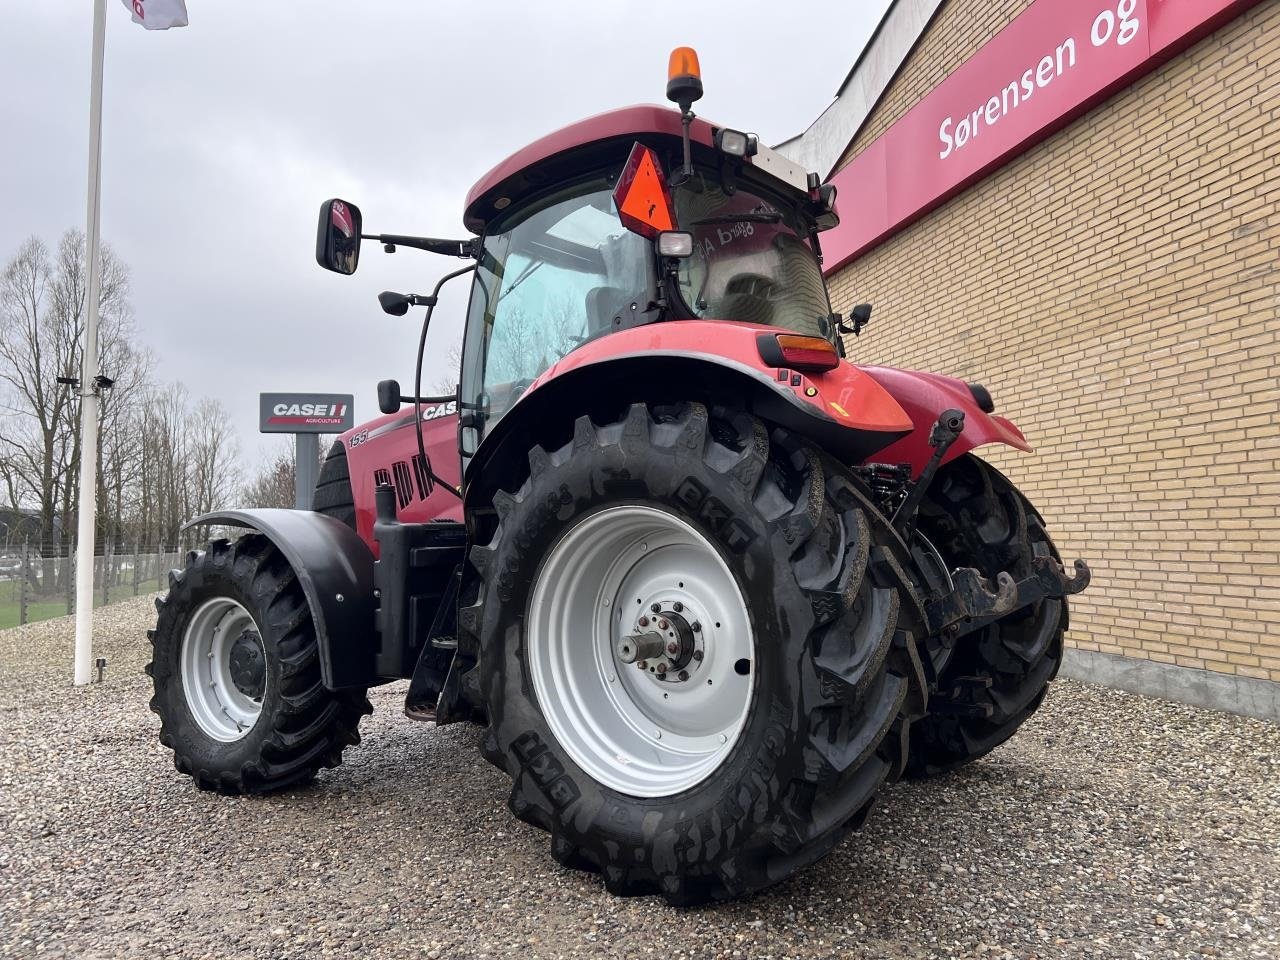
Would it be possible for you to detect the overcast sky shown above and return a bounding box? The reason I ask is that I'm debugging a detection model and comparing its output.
[0,1,889,461]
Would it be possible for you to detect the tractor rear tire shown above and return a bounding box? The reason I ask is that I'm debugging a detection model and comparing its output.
[147,535,372,793]
[464,402,927,904]
[905,455,1066,779]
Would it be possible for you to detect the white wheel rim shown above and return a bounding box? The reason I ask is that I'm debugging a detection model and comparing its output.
[527,505,755,798]
[180,597,265,742]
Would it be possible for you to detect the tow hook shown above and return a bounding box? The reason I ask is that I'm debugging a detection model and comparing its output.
[927,546,1092,641]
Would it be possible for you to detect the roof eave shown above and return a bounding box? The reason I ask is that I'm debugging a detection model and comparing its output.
[776,0,946,179]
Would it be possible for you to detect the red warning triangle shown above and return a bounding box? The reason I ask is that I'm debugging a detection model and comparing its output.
[612,142,676,239]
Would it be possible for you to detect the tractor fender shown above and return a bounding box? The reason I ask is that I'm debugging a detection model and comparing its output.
[855,366,1032,477]
[182,508,377,690]
[463,322,914,509]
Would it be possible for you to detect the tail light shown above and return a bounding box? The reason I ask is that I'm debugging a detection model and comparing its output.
[757,334,840,372]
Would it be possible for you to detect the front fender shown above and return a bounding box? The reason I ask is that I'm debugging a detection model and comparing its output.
[182,508,377,690]
[855,366,1032,477]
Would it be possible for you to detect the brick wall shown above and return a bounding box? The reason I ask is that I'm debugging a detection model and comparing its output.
[827,1,1280,681]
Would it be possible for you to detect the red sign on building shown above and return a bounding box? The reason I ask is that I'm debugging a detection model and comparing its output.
[823,0,1260,273]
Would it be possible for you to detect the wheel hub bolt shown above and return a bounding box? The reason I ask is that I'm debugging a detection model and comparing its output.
[638,616,650,627]
[678,670,689,681]
[658,619,669,630]
[672,601,684,612]
[666,641,679,655]
[692,650,704,662]
[655,663,667,675]
[636,660,648,670]
[691,622,701,633]
[650,603,661,614]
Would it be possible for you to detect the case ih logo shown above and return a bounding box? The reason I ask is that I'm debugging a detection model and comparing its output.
[259,392,355,434]
[268,401,348,426]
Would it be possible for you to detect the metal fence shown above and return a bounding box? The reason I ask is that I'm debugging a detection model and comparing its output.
[0,544,194,629]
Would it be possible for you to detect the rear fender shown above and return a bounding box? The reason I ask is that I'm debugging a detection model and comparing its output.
[855,366,1032,477]
[463,320,914,510]
[182,508,377,690]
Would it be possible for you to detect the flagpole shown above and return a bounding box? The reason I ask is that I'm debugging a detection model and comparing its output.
[73,0,108,686]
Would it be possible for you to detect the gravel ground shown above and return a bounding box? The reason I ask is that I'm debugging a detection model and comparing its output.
[0,595,1276,960]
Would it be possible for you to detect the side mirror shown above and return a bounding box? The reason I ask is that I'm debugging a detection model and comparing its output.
[835,303,873,338]
[377,379,402,414]
[377,291,412,317]
[316,199,363,274]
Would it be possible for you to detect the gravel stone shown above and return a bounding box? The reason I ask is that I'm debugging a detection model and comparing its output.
[0,595,1276,959]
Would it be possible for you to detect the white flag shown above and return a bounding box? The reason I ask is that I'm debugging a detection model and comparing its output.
[120,0,189,30]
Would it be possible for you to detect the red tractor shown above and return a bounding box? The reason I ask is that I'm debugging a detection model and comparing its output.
[148,50,1089,903]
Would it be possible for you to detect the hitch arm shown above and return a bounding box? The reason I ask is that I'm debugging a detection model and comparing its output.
[926,548,1092,641]
[893,409,965,539]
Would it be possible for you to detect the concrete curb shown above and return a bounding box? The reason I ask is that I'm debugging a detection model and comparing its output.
[1060,648,1280,723]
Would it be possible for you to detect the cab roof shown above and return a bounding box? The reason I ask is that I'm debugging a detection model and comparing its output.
[463,104,719,234]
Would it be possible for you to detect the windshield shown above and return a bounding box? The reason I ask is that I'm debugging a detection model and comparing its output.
[460,179,652,450]
[672,173,830,336]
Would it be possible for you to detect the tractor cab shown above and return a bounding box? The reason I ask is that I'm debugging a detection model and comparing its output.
[457,107,841,449]
[315,48,843,462]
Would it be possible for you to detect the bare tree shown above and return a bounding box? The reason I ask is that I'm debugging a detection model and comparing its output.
[188,397,241,516]
[242,440,304,509]
[0,232,286,568]
[132,384,203,548]
[0,232,132,561]
[430,344,463,396]
[98,341,155,545]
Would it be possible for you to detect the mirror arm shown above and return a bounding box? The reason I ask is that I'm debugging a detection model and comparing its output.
[364,234,480,259]
[377,378,455,415]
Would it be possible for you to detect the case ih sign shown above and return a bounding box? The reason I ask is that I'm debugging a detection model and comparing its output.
[823,0,1261,272]
[259,393,355,433]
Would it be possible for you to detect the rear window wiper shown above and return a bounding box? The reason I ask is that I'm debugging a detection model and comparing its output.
[690,212,783,225]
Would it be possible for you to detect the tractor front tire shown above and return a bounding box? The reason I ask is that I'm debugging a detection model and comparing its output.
[313,440,357,529]
[905,455,1066,778]
[147,535,371,793]
[465,402,926,904]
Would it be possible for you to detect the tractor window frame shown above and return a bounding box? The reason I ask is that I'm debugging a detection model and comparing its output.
[458,170,659,458]
[666,166,832,337]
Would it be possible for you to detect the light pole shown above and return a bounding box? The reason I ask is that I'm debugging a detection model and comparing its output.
[73,0,108,687]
